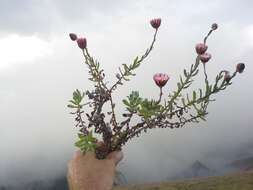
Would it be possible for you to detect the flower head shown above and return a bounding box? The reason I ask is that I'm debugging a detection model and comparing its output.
[195,43,208,55]
[69,33,77,41]
[199,52,212,63]
[77,37,87,49]
[150,18,161,29]
[236,63,245,73]
[211,23,218,30]
[224,71,231,83]
[153,73,169,88]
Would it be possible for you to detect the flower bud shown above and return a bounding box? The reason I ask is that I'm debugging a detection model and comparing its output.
[199,52,211,63]
[211,23,218,30]
[236,63,245,73]
[224,71,231,83]
[69,33,77,41]
[153,73,169,88]
[76,37,87,49]
[150,18,161,29]
[116,73,121,79]
[195,43,208,55]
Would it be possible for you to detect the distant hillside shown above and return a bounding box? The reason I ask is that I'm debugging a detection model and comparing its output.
[1,156,252,190]
[169,160,216,180]
[114,170,253,190]
[182,160,215,178]
[230,156,253,171]
[0,176,68,190]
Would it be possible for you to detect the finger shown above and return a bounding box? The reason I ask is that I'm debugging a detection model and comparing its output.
[67,167,74,190]
[85,151,96,159]
[73,150,82,160]
[107,151,123,165]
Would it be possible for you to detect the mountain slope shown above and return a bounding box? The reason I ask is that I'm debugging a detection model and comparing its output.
[182,160,215,178]
[230,156,253,171]
[114,170,253,190]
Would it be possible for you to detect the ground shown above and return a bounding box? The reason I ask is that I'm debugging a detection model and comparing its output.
[114,170,253,190]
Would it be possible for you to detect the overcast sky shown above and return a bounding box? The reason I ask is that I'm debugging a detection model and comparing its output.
[0,0,253,185]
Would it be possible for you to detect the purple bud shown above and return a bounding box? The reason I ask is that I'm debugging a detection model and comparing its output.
[153,73,169,88]
[224,71,231,83]
[199,52,212,63]
[69,33,77,41]
[150,18,161,29]
[195,43,208,55]
[76,38,87,49]
[211,23,218,30]
[116,73,121,79]
[236,63,245,73]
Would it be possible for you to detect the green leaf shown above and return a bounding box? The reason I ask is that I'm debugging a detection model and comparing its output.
[184,69,188,77]
[177,82,181,89]
[180,76,183,84]
[67,104,78,108]
[72,89,84,104]
[209,85,213,93]
[132,56,139,69]
[134,56,138,63]
[75,132,97,152]
[122,99,130,107]
[205,82,209,96]
[184,83,191,89]
[192,69,199,76]
[123,91,142,112]
[78,133,85,139]
[199,89,202,98]
[138,99,162,119]
[199,116,206,121]
[122,75,130,81]
[193,91,196,101]
[181,98,186,106]
[69,100,78,105]
[187,94,190,104]
[123,64,129,72]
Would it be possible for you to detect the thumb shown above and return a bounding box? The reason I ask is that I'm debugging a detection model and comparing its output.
[107,151,123,165]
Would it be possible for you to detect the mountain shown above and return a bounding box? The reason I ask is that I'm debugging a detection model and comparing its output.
[230,156,253,171]
[0,176,68,190]
[114,170,253,190]
[169,160,216,180]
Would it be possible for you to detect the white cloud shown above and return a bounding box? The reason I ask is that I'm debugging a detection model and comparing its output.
[0,0,253,185]
[243,25,253,46]
[0,34,53,70]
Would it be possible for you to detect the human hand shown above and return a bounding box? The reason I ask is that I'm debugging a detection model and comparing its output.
[68,149,123,190]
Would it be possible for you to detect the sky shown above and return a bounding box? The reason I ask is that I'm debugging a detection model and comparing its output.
[0,0,253,185]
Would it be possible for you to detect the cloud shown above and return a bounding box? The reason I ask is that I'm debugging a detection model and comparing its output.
[0,34,53,70]
[0,0,253,186]
[242,25,253,46]
[0,0,136,36]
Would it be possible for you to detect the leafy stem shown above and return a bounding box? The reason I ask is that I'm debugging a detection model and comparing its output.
[164,56,200,113]
[82,48,118,129]
[68,21,245,159]
[110,29,158,92]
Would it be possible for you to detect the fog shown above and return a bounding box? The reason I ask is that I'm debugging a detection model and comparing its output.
[0,0,253,186]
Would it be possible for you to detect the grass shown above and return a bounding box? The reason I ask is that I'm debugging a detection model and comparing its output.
[114,170,253,190]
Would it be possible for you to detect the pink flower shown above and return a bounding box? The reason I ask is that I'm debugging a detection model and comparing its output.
[150,18,161,29]
[195,43,208,55]
[153,73,169,88]
[211,23,218,30]
[69,33,77,41]
[199,52,211,63]
[77,38,87,49]
[224,71,231,83]
[236,63,245,73]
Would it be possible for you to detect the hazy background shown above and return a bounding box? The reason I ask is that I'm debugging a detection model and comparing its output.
[0,0,253,186]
